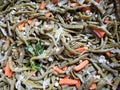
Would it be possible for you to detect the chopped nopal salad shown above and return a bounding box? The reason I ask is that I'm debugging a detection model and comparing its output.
[0,0,120,90]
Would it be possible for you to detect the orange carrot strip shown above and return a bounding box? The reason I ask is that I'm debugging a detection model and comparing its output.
[69,46,88,55]
[82,7,92,12]
[62,66,68,71]
[53,0,59,4]
[90,83,97,90]
[69,51,74,55]
[93,28,105,38]
[75,79,81,89]
[45,12,53,18]
[104,19,112,24]
[39,1,46,10]
[71,3,80,7]
[59,79,78,85]
[82,4,86,7]
[73,60,89,72]
[95,0,101,3]
[28,19,34,25]
[64,75,70,79]
[3,61,13,78]
[28,18,38,25]
[52,66,64,73]
[76,46,88,53]
[18,22,25,31]
[105,51,111,57]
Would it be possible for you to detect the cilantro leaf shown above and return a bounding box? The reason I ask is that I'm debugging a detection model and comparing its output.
[31,61,41,71]
[27,40,43,56]
[26,59,31,67]
[27,40,43,71]
[35,41,44,56]
[28,44,35,55]
[26,60,41,71]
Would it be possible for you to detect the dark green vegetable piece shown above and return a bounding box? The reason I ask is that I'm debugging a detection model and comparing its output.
[31,61,41,71]
[26,60,41,71]
[28,44,35,55]
[27,40,43,71]
[35,40,44,56]
[27,40,43,56]
[26,59,31,67]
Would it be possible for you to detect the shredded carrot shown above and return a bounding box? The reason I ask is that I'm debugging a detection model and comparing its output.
[93,27,105,38]
[90,83,97,90]
[73,60,89,72]
[28,19,34,25]
[69,46,88,55]
[76,46,88,53]
[63,75,70,79]
[18,22,25,31]
[53,0,59,4]
[105,51,111,57]
[39,1,46,10]
[82,7,92,12]
[71,3,80,7]
[95,0,101,3]
[28,18,38,25]
[104,19,112,24]
[69,51,74,55]
[52,66,64,73]
[59,78,81,88]
[59,79,78,85]
[75,79,81,89]
[18,19,38,31]
[62,66,68,71]
[3,61,13,78]
[45,12,53,18]
[82,4,86,7]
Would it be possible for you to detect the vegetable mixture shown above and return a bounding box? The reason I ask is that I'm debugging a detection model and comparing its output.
[0,0,120,90]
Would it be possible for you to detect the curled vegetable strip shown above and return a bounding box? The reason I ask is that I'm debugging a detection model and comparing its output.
[22,79,43,89]
[89,24,112,37]
[15,75,24,90]
[91,0,105,14]
[8,57,30,72]
[0,0,120,90]
[61,38,80,55]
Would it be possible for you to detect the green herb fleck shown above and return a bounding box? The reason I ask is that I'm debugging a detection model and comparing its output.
[27,40,43,56]
[31,61,41,71]
[35,40,44,55]
[26,60,41,71]
[27,40,43,71]
[28,44,35,55]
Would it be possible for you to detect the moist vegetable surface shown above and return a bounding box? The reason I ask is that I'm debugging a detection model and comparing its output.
[0,0,120,90]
